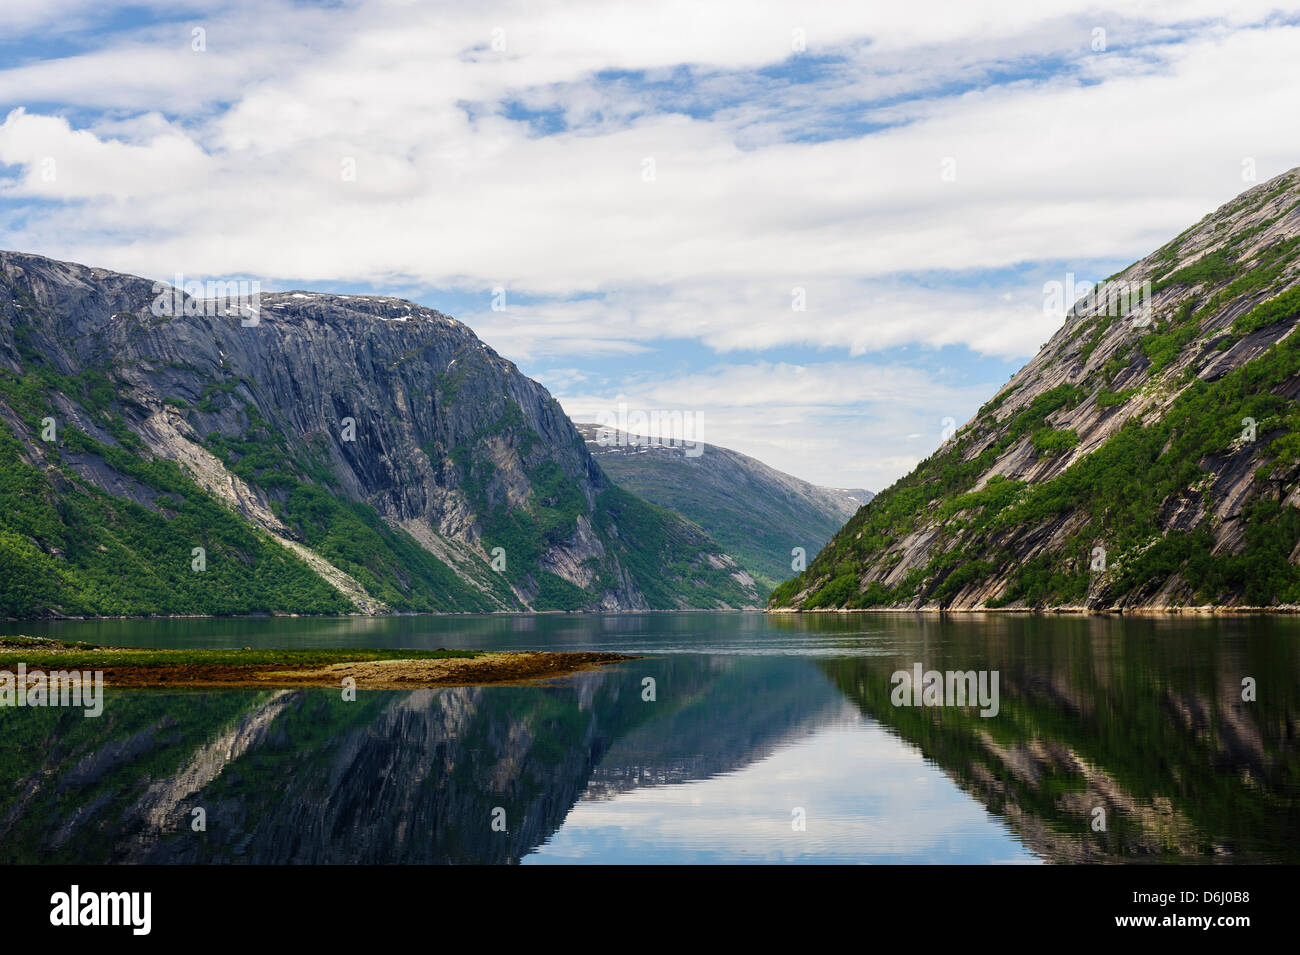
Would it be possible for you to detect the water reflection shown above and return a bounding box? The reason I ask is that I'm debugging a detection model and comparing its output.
[0,614,1296,863]
[2,657,850,863]
[818,617,1300,863]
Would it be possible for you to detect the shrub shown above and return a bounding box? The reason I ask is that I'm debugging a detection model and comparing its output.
[1032,428,1081,457]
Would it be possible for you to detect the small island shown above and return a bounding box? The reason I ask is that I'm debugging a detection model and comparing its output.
[0,636,631,689]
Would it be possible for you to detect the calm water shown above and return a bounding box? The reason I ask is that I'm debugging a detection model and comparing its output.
[1,612,1297,864]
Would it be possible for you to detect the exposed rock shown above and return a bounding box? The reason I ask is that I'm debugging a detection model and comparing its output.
[775,167,1300,612]
[0,253,757,614]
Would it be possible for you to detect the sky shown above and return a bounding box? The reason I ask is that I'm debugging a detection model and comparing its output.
[1,1,1299,490]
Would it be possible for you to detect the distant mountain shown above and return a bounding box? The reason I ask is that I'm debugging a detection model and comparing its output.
[576,423,871,591]
[834,488,874,508]
[773,167,1300,611]
[0,252,760,617]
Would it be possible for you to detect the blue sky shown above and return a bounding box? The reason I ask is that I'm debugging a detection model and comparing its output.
[1,0,1299,488]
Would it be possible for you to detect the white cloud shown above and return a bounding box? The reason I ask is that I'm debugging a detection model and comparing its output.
[2,9,1297,346]
[530,717,1039,863]
[555,359,993,489]
[1,1,1297,486]
[466,277,1065,362]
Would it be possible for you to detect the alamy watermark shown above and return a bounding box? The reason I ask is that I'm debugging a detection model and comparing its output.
[1044,273,1153,326]
[50,885,150,935]
[151,274,261,326]
[0,665,104,717]
[891,663,999,717]
[592,402,705,458]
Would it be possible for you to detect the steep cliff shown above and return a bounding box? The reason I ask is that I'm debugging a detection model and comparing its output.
[0,252,759,616]
[773,168,1300,611]
[576,422,871,591]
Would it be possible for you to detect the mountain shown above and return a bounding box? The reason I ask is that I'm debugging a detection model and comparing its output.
[0,251,760,617]
[832,488,874,508]
[772,167,1300,612]
[576,423,871,591]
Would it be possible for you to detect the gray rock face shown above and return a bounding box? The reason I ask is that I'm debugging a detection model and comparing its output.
[0,252,758,613]
[775,167,1300,612]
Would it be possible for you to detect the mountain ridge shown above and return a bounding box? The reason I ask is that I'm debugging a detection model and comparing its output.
[0,251,760,617]
[771,167,1300,612]
[576,422,871,590]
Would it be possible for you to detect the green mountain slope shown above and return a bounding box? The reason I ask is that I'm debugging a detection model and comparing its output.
[0,252,759,617]
[772,167,1300,611]
[577,423,870,591]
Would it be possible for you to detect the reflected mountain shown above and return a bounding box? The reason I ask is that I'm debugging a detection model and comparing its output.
[815,614,1300,863]
[583,656,839,798]
[5,613,1298,864]
[0,655,841,864]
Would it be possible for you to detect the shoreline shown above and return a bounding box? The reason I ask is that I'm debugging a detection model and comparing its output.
[6,605,1299,625]
[0,608,762,623]
[0,638,633,688]
[766,605,1300,615]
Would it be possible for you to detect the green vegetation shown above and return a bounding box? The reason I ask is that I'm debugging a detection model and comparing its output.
[1095,387,1138,407]
[769,383,1084,608]
[277,482,507,612]
[533,570,592,611]
[198,404,505,612]
[1077,319,1112,363]
[454,411,598,609]
[987,329,1300,606]
[454,413,756,610]
[1233,285,1300,336]
[977,382,1021,418]
[1152,248,1237,292]
[474,459,586,576]
[0,360,509,616]
[1217,237,1299,298]
[0,415,354,618]
[587,432,857,592]
[774,319,1300,610]
[593,485,755,608]
[1032,427,1080,457]
[1140,322,1199,372]
[0,261,760,619]
[1100,346,1134,384]
[939,475,1025,521]
[0,636,479,669]
[822,622,1300,861]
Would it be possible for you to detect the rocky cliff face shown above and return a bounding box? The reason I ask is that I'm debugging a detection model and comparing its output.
[0,252,758,616]
[773,167,1300,611]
